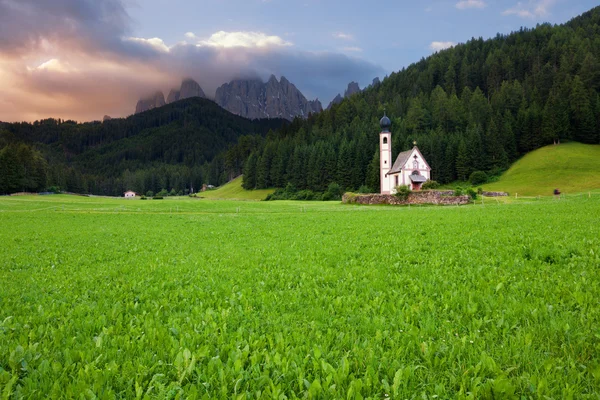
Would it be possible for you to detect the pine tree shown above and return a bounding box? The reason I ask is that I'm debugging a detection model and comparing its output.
[242,153,257,189]
[366,150,380,192]
[455,139,470,181]
[570,75,596,143]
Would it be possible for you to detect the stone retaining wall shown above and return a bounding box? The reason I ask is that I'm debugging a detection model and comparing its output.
[481,191,508,197]
[343,191,470,206]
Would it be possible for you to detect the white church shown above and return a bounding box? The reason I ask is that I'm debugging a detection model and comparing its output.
[379,113,431,194]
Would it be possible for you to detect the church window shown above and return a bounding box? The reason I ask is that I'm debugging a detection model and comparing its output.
[383,137,388,144]
[413,160,418,169]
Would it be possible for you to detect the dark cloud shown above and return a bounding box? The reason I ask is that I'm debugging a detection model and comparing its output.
[0,0,386,121]
[0,0,132,56]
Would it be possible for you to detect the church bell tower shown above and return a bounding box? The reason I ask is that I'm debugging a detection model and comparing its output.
[379,113,392,194]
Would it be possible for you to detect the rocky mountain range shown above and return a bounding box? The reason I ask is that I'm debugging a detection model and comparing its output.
[135,91,165,114]
[215,75,322,120]
[135,76,322,121]
[326,77,381,109]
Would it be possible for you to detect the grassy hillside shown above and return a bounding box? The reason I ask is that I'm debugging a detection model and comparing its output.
[198,176,274,200]
[483,142,600,196]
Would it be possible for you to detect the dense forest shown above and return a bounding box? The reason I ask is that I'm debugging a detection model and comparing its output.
[242,6,600,192]
[0,99,286,195]
[1,6,599,196]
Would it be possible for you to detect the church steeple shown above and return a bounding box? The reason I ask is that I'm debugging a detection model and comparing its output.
[379,112,392,194]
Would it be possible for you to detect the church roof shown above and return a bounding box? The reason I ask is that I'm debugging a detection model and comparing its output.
[409,174,427,183]
[388,149,413,175]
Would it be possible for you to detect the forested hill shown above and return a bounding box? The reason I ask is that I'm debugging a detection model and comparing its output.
[0,98,286,195]
[242,6,600,192]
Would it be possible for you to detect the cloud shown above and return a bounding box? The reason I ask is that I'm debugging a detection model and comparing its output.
[333,32,354,40]
[502,0,556,19]
[0,0,384,122]
[194,31,293,48]
[455,0,486,9]
[341,47,363,53]
[126,37,170,53]
[429,41,457,51]
[0,0,131,57]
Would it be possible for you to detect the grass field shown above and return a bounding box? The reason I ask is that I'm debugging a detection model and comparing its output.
[198,176,274,200]
[483,142,600,196]
[1,195,600,398]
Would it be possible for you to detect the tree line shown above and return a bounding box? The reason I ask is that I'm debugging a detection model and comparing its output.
[243,7,600,192]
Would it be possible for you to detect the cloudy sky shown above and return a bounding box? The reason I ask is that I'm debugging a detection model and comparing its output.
[0,0,596,122]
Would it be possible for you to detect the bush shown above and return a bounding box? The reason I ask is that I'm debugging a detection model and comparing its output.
[477,187,483,195]
[469,171,489,185]
[466,188,477,200]
[358,185,373,194]
[394,185,411,200]
[454,188,464,196]
[157,189,168,197]
[324,182,343,201]
[343,192,359,203]
[146,191,154,197]
[152,195,164,200]
[169,189,177,196]
[140,196,147,200]
[293,190,316,200]
[421,180,439,190]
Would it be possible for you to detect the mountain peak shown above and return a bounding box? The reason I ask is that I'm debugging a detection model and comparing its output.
[135,91,165,114]
[215,76,321,121]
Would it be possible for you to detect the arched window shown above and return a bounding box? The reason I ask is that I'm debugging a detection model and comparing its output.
[411,170,420,176]
[383,137,388,144]
[413,159,418,169]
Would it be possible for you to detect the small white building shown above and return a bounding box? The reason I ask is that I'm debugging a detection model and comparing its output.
[124,190,136,198]
[379,113,431,194]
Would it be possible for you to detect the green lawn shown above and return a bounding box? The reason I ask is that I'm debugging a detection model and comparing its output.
[483,142,600,196]
[1,195,599,398]
[197,176,274,200]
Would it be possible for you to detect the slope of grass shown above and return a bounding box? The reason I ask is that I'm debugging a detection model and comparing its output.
[197,176,274,200]
[483,142,600,196]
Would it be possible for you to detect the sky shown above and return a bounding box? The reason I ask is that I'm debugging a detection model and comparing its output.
[0,0,597,122]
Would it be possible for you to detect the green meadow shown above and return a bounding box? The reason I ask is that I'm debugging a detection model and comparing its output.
[483,143,600,196]
[1,195,599,398]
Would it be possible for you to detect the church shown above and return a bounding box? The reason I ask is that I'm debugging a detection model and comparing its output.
[379,113,431,194]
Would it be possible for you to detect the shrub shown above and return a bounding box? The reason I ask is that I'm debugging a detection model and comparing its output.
[152,195,164,200]
[146,191,154,197]
[324,183,343,201]
[293,190,316,200]
[358,185,373,194]
[157,189,168,197]
[421,180,439,190]
[454,188,464,196]
[467,188,477,200]
[477,187,483,195]
[140,196,147,200]
[394,185,411,200]
[469,171,489,185]
[284,183,298,196]
[343,192,359,203]
[169,189,177,196]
